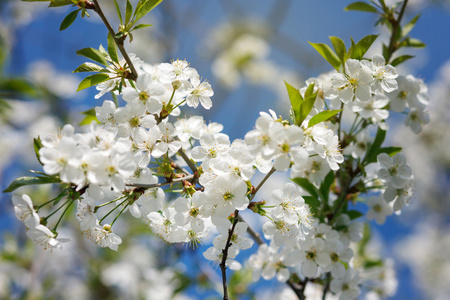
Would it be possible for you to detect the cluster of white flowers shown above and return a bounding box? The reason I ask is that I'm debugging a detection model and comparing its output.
[305,54,430,133]
[9,48,431,300]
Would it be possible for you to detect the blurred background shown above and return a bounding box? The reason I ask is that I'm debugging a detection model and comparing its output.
[1,0,450,299]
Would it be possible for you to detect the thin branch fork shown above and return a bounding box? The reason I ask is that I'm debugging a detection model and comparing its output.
[91,0,139,80]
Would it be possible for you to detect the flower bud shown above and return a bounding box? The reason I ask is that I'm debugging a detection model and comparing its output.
[172,80,182,90]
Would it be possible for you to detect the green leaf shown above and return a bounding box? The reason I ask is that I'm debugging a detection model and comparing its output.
[329,36,347,63]
[76,73,110,92]
[3,176,61,193]
[319,171,335,203]
[79,108,100,126]
[346,210,364,220]
[98,44,108,57]
[303,196,321,214]
[285,81,302,124]
[34,137,43,165]
[402,14,420,37]
[73,62,107,73]
[59,9,79,31]
[132,24,153,31]
[48,0,73,7]
[0,78,37,97]
[308,109,342,128]
[299,83,317,125]
[350,34,379,60]
[363,127,386,165]
[107,33,119,64]
[308,42,341,70]
[113,0,123,24]
[134,0,163,23]
[364,259,383,268]
[76,48,108,66]
[125,0,133,25]
[390,55,414,67]
[358,223,371,256]
[344,1,378,13]
[291,177,320,199]
[382,43,389,61]
[402,38,426,48]
[379,146,402,157]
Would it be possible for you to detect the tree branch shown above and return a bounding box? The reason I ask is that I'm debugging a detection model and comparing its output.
[126,174,194,189]
[178,148,198,174]
[91,0,139,80]
[385,0,409,63]
[220,210,240,300]
[250,167,276,201]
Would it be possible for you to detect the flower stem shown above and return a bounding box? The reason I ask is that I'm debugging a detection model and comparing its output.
[99,197,129,224]
[52,199,74,232]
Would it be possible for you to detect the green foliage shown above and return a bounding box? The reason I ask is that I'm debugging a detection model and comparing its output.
[33,137,43,165]
[358,223,371,256]
[60,9,80,31]
[3,176,61,193]
[348,35,379,60]
[291,177,320,200]
[364,259,384,268]
[49,0,73,7]
[228,269,255,299]
[285,81,317,126]
[378,146,402,157]
[308,42,341,70]
[76,73,110,92]
[301,83,317,123]
[362,127,386,166]
[134,0,163,22]
[107,33,119,63]
[132,24,153,30]
[285,81,302,122]
[303,196,321,215]
[400,37,426,48]
[76,47,108,66]
[329,36,347,65]
[125,0,133,25]
[113,0,123,24]
[346,210,364,220]
[390,55,414,67]
[79,108,100,126]
[319,171,335,204]
[344,2,379,13]
[23,0,73,7]
[402,14,420,37]
[112,0,162,42]
[308,109,342,128]
[0,78,37,97]
[73,62,107,73]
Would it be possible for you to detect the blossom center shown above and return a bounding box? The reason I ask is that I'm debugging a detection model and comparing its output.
[223,192,234,201]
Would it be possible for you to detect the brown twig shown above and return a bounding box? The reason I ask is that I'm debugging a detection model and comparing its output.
[220,210,240,300]
[125,174,194,189]
[250,167,276,201]
[91,0,139,80]
[178,148,198,174]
